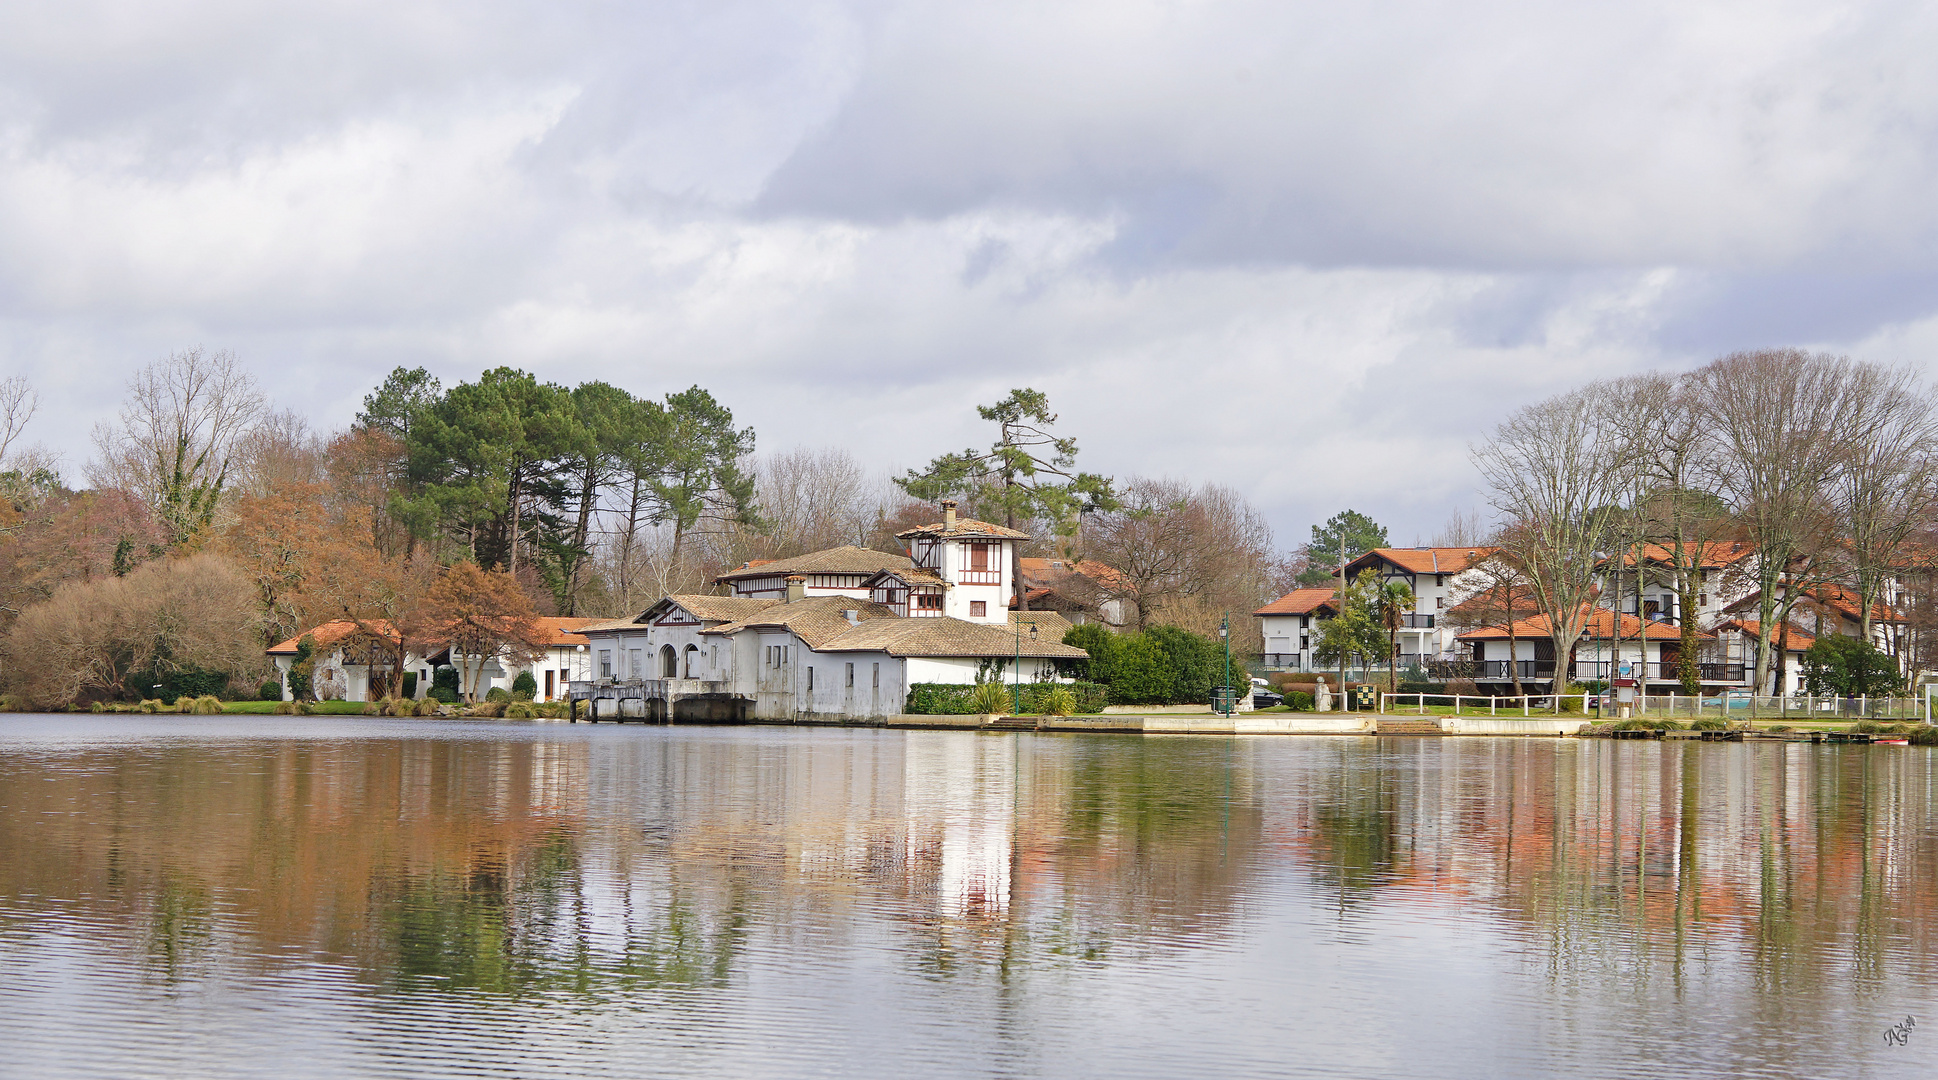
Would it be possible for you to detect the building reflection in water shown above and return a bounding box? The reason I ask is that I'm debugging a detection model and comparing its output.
[1,726,1936,1012]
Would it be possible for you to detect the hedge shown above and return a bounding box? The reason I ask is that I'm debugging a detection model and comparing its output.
[905,682,1110,715]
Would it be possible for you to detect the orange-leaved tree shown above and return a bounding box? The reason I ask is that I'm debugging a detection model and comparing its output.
[402,563,547,702]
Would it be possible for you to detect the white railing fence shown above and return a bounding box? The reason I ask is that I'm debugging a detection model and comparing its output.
[1378,691,1935,722]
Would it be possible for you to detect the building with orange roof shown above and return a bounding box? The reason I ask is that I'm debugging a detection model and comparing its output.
[1456,607,1732,692]
[266,615,602,703]
[1013,556,1129,627]
[1252,588,1340,670]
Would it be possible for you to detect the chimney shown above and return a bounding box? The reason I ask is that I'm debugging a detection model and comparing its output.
[942,499,957,533]
[843,609,859,626]
[785,575,806,603]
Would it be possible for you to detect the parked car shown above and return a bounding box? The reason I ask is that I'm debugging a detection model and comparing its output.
[1252,689,1283,708]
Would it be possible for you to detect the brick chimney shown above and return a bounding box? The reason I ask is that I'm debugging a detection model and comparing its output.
[785,575,806,603]
[942,499,957,532]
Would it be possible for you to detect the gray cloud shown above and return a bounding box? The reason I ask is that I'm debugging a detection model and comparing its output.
[1,0,1935,548]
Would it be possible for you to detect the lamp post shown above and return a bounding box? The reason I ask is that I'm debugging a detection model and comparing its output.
[1013,619,1037,714]
[1220,614,1231,716]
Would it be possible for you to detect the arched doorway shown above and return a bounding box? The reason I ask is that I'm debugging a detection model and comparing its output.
[660,644,678,677]
[683,644,700,677]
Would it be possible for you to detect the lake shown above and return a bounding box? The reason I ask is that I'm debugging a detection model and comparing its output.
[0,715,1933,1079]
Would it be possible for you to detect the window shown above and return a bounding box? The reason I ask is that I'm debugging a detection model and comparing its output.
[968,543,991,571]
[1436,596,1445,610]
[711,646,718,668]
[969,600,987,617]
[599,651,612,678]
[807,667,814,691]
[872,663,880,688]
[845,662,854,687]
[916,593,943,611]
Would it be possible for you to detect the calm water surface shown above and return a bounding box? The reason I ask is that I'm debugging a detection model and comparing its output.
[1,716,1935,1079]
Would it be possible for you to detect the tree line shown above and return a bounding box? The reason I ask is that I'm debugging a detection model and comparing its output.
[0,353,1309,708]
[1468,348,1938,696]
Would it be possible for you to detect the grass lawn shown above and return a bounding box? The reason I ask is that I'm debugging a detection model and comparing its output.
[221,700,373,715]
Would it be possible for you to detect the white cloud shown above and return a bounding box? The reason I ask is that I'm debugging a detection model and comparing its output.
[1,0,1935,549]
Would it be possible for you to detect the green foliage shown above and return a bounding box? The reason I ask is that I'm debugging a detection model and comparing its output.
[904,682,1109,715]
[1690,717,1728,731]
[432,666,460,698]
[1061,623,1117,683]
[259,679,283,701]
[1108,634,1173,705]
[1286,690,1315,711]
[139,666,230,706]
[504,701,538,719]
[1802,636,1900,697]
[511,671,537,701]
[137,699,163,713]
[1299,510,1388,585]
[485,686,512,703]
[288,635,317,701]
[400,672,418,699]
[430,686,460,705]
[1313,571,1388,669]
[1396,681,1447,695]
[969,681,1013,714]
[895,388,1116,540]
[1040,687,1077,716]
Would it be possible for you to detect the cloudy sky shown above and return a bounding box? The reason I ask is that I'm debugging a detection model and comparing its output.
[4,0,1937,547]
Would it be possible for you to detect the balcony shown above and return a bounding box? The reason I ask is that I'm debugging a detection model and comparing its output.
[1398,614,1436,629]
[1570,662,1748,683]
[1475,660,1555,680]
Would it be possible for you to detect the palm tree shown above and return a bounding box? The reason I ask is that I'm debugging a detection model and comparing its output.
[1375,578,1417,696]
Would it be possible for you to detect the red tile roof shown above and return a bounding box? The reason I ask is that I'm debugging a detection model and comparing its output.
[1346,547,1498,576]
[267,619,399,655]
[1255,588,1339,616]
[1457,607,1709,642]
[1604,541,1756,569]
[1715,619,1816,651]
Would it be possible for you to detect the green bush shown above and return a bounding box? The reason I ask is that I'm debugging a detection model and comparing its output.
[189,695,223,714]
[505,701,537,719]
[429,686,459,705]
[1690,717,1727,731]
[137,699,164,713]
[400,672,418,700]
[1109,634,1173,704]
[1803,637,1900,697]
[1062,623,1117,683]
[431,666,460,700]
[969,681,1012,715]
[259,679,283,701]
[511,672,537,701]
[1396,681,1447,695]
[1908,726,1938,746]
[1040,687,1077,716]
[485,686,512,703]
[905,681,1109,715]
[1286,690,1315,712]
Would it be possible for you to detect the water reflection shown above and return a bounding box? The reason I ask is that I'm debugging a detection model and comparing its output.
[1,719,1936,1078]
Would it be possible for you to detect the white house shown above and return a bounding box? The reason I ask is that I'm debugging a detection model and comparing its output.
[574,501,1089,721]
[1254,588,1339,671]
[268,616,599,702]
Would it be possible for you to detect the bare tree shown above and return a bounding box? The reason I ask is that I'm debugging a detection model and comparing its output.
[1828,362,1938,644]
[89,349,265,546]
[1084,478,1274,644]
[1609,373,1734,694]
[1689,350,1858,695]
[1431,507,1488,548]
[0,375,37,465]
[742,446,884,558]
[1473,382,1639,696]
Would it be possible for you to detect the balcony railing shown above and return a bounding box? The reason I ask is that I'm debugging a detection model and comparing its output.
[1475,661,1555,680]
[1571,661,1749,683]
[1399,614,1436,629]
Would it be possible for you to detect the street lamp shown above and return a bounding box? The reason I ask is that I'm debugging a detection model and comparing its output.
[1013,619,1037,714]
[1219,614,1231,716]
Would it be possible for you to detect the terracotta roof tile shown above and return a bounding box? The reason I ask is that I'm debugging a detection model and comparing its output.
[714,545,913,582]
[1456,607,1709,642]
[701,596,902,648]
[896,517,1032,540]
[266,619,400,655]
[1255,588,1339,616]
[817,616,1089,659]
[1347,547,1498,576]
[1715,619,1816,651]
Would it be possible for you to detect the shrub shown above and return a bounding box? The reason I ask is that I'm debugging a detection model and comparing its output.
[1396,681,1447,695]
[1908,726,1938,746]
[429,685,459,705]
[1286,691,1315,712]
[1062,623,1117,684]
[259,680,284,701]
[431,666,460,699]
[189,695,223,714]
[505,701,537,719]
[414,698,438,717]
[89,701,105,713]
[969,681,1013,715]
[1851,718,1884,734]
[1108,634,1173,705]
[1690,717,1727,731]
[1768,724,1794,732]
[400,672,418,700]
[1040,687,1077,716]
[469,701,508,718]
[137,699,163,713]
[511,672,537,701]
[485,686,512,703]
